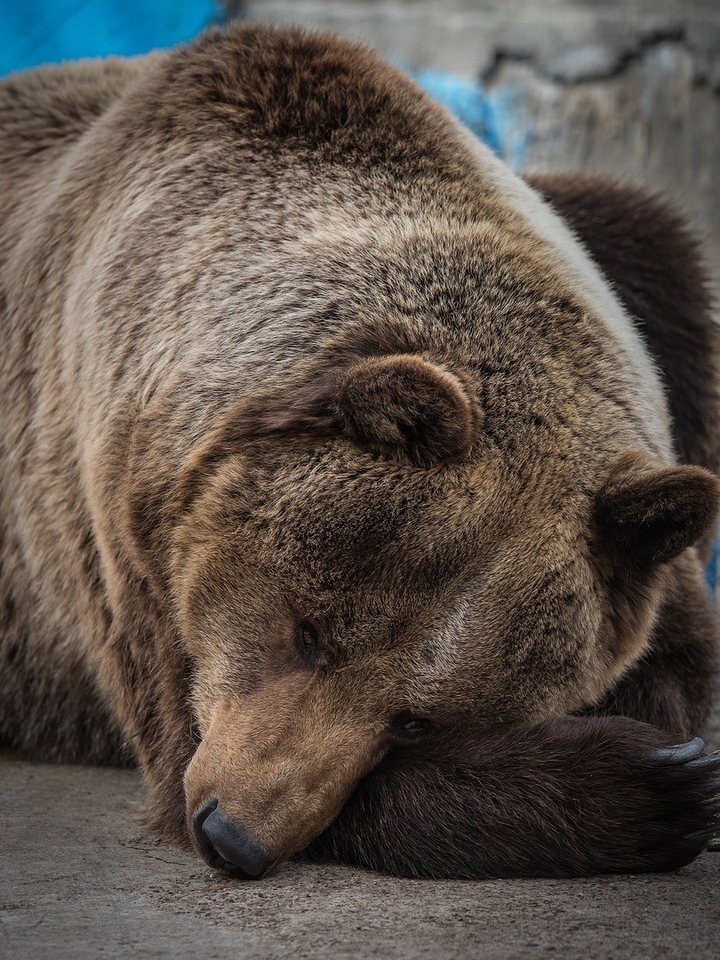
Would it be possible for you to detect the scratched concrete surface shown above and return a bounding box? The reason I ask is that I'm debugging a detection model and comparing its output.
[1,747,719,960]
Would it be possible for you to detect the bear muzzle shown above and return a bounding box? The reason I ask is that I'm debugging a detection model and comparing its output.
[184,691,388,877]
[193,798,275,879]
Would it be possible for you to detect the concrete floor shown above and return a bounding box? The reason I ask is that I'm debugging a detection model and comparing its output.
[2,751,719,960]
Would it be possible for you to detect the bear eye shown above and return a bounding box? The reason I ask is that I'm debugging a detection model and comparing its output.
[391,714,433,740]
[294,621,319,666]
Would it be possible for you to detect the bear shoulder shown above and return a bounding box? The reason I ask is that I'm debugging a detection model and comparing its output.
[147,24,468,174]
[529,172,720,477]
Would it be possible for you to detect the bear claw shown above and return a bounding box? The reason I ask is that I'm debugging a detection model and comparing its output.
[305,716,720,878]
[653,738,705,764]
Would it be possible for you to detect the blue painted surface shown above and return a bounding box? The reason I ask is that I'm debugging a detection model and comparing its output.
[0,1,220,77]
[412,69,504,156]
[705,535,719,602]
[411,69,529,171]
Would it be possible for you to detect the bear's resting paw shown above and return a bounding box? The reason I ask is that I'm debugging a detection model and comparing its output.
[300,716,720,879]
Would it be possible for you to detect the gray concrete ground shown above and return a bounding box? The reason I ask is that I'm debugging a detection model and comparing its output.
[2,748,719,960]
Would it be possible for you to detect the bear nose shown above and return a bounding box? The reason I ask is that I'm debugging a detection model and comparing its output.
[193,798,273,879]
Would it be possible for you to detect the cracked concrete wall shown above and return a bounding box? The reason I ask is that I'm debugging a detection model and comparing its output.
[228,1,720,265]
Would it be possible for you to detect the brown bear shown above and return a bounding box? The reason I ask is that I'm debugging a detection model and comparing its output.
[1,23,719,881]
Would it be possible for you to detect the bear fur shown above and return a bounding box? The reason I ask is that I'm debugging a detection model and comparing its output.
[1,23,719,880]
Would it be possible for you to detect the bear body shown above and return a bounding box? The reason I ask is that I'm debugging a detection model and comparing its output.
[1,24,719,879]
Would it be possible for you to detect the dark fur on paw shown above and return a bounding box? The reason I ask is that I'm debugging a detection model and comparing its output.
[301,716,720,878]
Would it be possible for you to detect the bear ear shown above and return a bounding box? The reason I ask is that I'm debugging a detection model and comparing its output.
[594,451,720,568]
[333,355,482,467]
[176,354,481,515]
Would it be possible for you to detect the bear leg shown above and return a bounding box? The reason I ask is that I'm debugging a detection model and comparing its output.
[302,715,720,878]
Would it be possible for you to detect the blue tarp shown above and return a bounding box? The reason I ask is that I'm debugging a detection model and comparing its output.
[0,0,220,76]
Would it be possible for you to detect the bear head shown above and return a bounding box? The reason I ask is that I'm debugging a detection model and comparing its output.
[149,309,718,875]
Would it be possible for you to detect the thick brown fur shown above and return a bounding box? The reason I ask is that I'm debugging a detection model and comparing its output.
[529,174,720,487]
[1,25,719,878]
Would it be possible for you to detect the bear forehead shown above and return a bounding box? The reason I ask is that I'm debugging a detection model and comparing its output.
[229,444,597,622]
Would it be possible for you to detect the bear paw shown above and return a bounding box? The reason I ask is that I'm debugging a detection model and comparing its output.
[301,716,720,879]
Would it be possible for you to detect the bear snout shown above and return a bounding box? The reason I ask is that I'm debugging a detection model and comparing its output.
[193,797,275,879]
[183,692,389,874]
